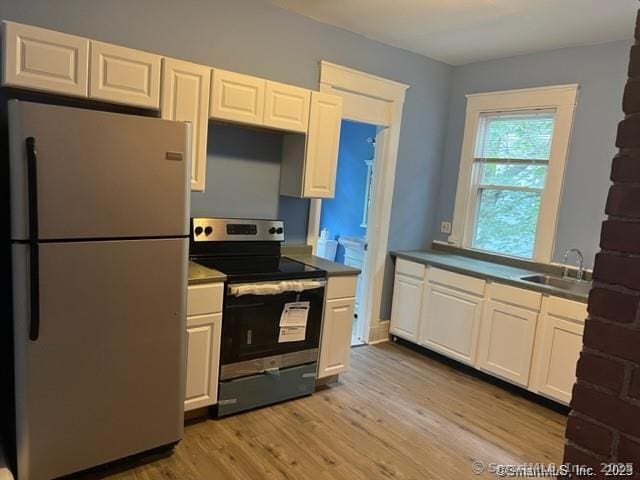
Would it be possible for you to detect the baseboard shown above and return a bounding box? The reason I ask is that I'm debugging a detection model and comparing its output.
[367,337,389,345]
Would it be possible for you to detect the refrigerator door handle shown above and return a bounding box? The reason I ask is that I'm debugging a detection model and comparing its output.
[26,136,40,341]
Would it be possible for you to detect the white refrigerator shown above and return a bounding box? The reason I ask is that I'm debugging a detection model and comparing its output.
[8,101,191,480]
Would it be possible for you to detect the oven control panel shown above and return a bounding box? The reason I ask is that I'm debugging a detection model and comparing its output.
[191,218,284,242]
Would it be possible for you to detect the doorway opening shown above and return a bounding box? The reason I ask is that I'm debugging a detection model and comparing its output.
[316,119,378,345]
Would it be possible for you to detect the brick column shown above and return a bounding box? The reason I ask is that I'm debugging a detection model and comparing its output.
[563,10,640,477]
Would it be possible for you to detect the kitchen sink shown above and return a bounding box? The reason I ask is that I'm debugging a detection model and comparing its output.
[519,274,592,296]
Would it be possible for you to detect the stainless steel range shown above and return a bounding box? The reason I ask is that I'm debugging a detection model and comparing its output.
[189,218,326,416]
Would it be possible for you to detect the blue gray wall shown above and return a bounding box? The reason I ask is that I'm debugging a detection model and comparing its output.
[190,124,310,244]
[435,40,632,268]
[0,0,453,320]
[320,120,377,263]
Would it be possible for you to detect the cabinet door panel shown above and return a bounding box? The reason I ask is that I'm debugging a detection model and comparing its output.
[210,69,265,125]
[185,313,222,411]
[2,21,89,97]
[161,58,211,191]
[264,81,310,133]
[303,91,343,198]
[477,300,538,386]
[533,315,583,405]
[420,284,483,365]
[389,274,423,342]
[318,297,355,378]
[89,41,161,108]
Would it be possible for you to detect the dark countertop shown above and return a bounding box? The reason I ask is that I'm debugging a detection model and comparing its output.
[286,253,361,277]
[390,250,589,303]
[188,260,226,285]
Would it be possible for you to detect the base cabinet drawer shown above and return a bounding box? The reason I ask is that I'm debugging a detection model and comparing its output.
[477,300,538,386]
[187,283,223,316]
[185,313,222,411]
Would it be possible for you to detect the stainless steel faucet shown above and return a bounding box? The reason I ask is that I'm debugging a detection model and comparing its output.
[562,248,585,281]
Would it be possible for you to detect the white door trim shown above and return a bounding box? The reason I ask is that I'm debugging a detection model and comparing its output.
[308,61,409,343]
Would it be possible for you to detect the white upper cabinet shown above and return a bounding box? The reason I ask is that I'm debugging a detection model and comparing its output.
[264,81,310,133]
[280,91,343,199]
[2,21,89,97]
[209,68,265,125]
[476,284,542,386]
[530,296,586,405]
[303,91,343,197]
[161,58,211,192]
[89,41,161,109]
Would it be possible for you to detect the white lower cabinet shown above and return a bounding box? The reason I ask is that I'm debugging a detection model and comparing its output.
[420,281,484,365]
[185,282,223,411]
[389,274,423,342]
[185,313,222,411]
[318,276,357,379]
[389,258,587,405]
[418,267,485,366]
[530,297,586,405]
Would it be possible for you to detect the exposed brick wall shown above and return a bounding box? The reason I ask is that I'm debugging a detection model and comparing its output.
[563,10,640,477]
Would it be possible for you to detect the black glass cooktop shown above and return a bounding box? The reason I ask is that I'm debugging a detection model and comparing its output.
[191,255,326,283]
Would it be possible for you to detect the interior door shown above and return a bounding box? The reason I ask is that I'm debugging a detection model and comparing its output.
[9,100,190,240]
[12,238,187,480]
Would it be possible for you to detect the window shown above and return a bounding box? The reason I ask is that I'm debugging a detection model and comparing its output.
[450,85,578,262]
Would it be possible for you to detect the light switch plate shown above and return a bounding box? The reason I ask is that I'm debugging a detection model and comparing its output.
[440,221,452,234]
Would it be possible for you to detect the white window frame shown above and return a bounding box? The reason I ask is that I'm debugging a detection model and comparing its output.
[449,84,579,263]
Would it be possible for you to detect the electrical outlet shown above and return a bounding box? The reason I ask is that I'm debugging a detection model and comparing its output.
[440,221,452,234]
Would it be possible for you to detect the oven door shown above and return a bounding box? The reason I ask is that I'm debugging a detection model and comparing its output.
[220,280,325,378]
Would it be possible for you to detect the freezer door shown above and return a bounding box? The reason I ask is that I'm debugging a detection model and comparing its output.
[8,101,190,240]
[12,239,187,480]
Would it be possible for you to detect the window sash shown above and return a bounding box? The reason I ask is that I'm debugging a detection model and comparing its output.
[470,186,542,258]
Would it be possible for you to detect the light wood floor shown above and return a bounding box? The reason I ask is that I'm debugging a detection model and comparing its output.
[74,343,567,480]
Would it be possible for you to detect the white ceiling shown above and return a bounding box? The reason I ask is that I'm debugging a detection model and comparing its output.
[265,0,638,65]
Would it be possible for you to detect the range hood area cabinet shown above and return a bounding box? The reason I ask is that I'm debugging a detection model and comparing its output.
[209,68,311,133]
[2,21,162,109]
[280,92,343,198]
[2,20,343,198]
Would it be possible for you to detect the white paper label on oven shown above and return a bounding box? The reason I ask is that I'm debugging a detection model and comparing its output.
[278,326,306,343]
[279,301,309,343]
[279,301,310,327]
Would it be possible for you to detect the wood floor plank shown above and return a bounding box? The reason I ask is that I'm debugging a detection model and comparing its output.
[72,343,567,480]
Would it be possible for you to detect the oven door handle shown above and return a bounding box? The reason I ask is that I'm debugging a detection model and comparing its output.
[228,279,326,297]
